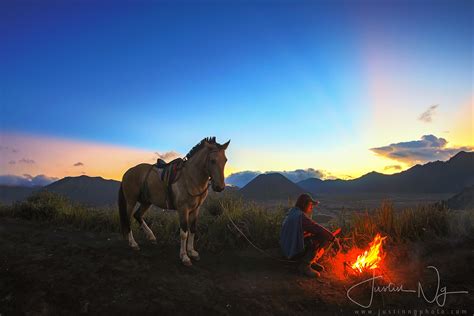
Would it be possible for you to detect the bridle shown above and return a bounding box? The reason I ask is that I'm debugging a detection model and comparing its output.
[183,149,221,198]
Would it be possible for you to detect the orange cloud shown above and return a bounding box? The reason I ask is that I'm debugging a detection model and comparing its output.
[371,134,473,164]
[0,132,182,181]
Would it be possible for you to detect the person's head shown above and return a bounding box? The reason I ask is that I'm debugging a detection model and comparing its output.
[295,193,319,214]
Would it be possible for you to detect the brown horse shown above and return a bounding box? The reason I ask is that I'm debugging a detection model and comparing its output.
[118,137,229,266]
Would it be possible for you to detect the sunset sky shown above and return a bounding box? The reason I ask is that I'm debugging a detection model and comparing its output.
[1,0,472,187]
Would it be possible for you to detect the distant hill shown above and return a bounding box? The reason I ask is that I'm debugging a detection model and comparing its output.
[0,185,39,204]
[1,176,241,207]
[43,175,121,207]
[446,185,474,210]
[239,173,305,201]
[299,151,474,195]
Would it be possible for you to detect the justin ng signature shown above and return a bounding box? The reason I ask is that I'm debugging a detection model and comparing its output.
[346,266,469,308]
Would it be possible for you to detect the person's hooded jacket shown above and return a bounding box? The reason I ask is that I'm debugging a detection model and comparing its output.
[280,207,334,258]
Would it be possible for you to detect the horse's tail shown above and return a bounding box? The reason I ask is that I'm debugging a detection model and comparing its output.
[118,184,130,238]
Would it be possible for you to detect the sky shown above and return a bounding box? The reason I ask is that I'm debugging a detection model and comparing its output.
[0,0,473,187]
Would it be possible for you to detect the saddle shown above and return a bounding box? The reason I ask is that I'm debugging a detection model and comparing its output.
[139,158,185,210]
[156,158,184,185]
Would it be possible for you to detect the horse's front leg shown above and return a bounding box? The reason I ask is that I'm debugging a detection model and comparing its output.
[178,209,192,266]
[187,208,200,261]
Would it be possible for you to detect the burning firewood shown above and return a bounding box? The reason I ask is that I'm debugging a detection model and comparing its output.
[350,234,386,273]
[342,233,387,277]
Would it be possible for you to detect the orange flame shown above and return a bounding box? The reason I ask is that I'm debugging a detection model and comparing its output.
[350,234,387,273]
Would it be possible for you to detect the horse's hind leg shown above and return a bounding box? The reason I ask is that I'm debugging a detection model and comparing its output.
[134,203,157,244]
[187,208,200,261]
[119,184,139,250]
[126,201,140,250]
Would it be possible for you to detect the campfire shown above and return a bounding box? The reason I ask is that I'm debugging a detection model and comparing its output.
[325,233,388,280]
[350,233,387,274]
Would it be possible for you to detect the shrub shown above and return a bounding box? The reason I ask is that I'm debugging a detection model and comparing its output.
[13,191,71,220]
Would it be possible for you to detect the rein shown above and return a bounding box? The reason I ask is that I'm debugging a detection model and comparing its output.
[184,175,210,198]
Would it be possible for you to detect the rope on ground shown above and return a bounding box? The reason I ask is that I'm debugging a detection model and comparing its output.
[223,208,297,263]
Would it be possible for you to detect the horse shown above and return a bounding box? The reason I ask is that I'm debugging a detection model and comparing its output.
[118,137,230,266]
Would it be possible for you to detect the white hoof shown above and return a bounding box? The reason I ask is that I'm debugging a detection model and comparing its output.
[180,254,192,267]
[130,244,140,251]
[187,250,200,261]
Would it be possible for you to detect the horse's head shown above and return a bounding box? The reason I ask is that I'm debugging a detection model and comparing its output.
[205,140,230,192]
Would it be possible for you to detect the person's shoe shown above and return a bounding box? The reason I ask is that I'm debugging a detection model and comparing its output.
[311,262,325,272]
[298,263,321,278]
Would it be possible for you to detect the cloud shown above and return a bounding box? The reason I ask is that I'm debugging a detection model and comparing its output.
[8,160,16,165]
[0,146,18,153]
[418,105,438,123]
[73,162,84,167]
[0,174,58,187]
[225,171,261,188]
[225,168,326,187]
[18,158,35,164]
[279,168,325,183]
[384,165,402,171]
[370,134,473,164]
[153,151,181,162]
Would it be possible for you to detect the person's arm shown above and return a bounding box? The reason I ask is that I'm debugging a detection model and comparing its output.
[301,215,334,242]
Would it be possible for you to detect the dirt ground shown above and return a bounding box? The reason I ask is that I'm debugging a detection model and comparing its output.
[0,217,473,315]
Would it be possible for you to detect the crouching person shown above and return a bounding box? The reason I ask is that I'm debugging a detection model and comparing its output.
[280,193,341,278]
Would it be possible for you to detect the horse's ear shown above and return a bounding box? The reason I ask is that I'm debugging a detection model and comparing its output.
[219,140,230,150]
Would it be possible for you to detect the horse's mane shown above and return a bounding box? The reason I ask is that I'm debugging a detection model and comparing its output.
[185,137,217,160]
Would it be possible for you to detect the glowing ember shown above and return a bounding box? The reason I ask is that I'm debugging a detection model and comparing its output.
[350,234,387,273]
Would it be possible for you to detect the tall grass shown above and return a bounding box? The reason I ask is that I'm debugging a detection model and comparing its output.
[195,196,287,252]
[0,191,121,233]
[1,192,472,252]
[333,201,474,248]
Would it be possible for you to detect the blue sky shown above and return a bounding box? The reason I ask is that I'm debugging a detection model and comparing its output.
[0,0,472,184]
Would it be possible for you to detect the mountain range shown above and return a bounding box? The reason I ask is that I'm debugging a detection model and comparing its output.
[0,176,120,207]
[297,151,473,195]
[0,151,473,206]
[43,175,121,206]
